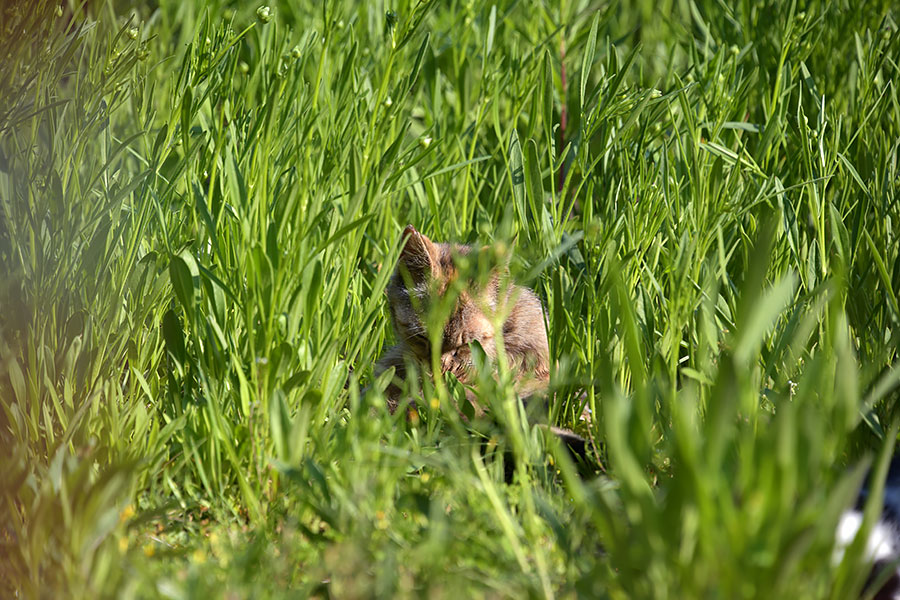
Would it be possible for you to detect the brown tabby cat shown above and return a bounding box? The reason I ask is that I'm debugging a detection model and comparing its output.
[374,225,550,415]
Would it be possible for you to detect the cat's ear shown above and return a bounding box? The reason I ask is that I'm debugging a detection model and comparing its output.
[399,225,437,277]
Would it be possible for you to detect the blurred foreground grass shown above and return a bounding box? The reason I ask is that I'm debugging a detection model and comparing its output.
[1,0,899,597]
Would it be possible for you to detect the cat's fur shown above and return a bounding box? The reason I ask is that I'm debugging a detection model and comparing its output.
[374,225,550,415]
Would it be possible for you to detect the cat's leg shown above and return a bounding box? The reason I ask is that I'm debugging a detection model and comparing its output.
[371,345,409,414]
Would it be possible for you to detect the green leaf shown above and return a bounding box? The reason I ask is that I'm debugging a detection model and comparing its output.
[523,138,544,241]
[169,254,195,322]
[580,11,599,110]
[269,389,291,461]
[266,221,280,271]
[508,128,525,223]
[6,360,26,405]
[483,6,496,66]
[304,258,323,321]
[863,229,900,321]
[180,85,193,149]
[734,274,798,366]
[313,214,373,256]
[542,49,554,143]
[837,152,870,197]
[162,309,186,365]
[152,122,168,160]
[193,179,218,254]
[408,33,430,94]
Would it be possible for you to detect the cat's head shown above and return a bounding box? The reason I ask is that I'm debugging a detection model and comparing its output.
[386,225,498,359]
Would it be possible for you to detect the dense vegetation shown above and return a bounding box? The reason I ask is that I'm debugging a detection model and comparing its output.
[1,0,899,597]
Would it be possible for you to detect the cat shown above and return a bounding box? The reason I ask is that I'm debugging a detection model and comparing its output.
[373,224,589,461]
[835,454,900,599]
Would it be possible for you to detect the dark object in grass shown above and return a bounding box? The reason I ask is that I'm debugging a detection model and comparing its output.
[836,454,900,600]
[492,426,595,484]
[548,425,589,462]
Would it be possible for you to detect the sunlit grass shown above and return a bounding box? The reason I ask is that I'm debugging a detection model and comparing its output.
[1,0,898,597]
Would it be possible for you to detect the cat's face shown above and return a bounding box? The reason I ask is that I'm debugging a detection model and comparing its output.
[386,225,497,360]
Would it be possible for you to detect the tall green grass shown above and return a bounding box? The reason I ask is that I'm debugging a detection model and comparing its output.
[1,0,898,597]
